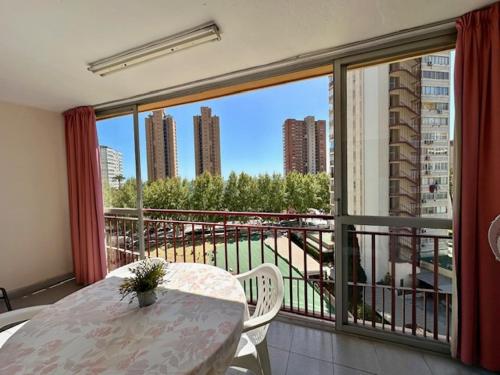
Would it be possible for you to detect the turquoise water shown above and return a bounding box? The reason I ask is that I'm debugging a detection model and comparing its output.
[212,234,333,316]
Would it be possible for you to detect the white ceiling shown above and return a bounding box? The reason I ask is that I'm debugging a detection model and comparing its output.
[0,0,495,112]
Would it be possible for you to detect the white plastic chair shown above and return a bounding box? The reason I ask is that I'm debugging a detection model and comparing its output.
[230,263,284,375]
[0,305,50,348]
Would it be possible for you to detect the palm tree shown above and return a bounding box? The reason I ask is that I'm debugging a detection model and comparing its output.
[113,174,125,189]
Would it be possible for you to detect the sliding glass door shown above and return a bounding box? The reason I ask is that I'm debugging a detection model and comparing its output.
[333,33,456,352]
[97,106,145,270]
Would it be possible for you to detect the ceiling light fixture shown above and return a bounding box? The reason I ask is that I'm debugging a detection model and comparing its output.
[87,22,221,76]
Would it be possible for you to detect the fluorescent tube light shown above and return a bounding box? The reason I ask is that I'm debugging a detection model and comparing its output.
[88,23,221,76]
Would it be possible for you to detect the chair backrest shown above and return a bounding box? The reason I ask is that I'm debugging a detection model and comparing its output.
[0,305,50,331]
[0,288,12,311]
[236,263,284,338]
[253,264,284,319]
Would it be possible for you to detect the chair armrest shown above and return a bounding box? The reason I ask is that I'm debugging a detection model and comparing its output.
[235,269,256,284]
[242,312,276,332]
[0,305,50,330]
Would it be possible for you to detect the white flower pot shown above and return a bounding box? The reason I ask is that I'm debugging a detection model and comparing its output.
[137,290,157,308]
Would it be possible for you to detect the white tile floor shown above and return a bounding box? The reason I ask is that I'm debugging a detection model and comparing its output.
[228,321,493,375]
[0,281,493,375]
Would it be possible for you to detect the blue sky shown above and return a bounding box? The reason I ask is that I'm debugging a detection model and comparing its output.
[97,76,330,179]
[97,50,455,180]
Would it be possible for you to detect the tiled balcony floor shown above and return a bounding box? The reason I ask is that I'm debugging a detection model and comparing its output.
[0,280,492,375]
[228,320,492,375]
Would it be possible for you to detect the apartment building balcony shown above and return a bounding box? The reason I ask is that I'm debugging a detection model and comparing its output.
[6,204,478,373]
[390,187,418,201]
[390,171,419,184]
[2,1,498,373]
[4,209,477,373]
[390,135,420,151]
[389,205,417,217]
[389,100,421,117]
[389,119,420,133]
[389,61,422,79]
[421,108,450,116]
[389,83,421,98]
[2,284,486,375]
[389,152,418,168]
[105,209,336,320]
[102,209,461,346]
[423,154,449,162]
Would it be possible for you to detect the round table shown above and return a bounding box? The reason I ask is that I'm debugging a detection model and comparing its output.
[0,262,248,374]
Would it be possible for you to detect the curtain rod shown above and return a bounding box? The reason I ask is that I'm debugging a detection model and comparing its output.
[93,17,456,114]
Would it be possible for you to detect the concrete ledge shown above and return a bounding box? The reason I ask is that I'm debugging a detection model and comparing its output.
[276,310,336,331]
[5,273,75,299]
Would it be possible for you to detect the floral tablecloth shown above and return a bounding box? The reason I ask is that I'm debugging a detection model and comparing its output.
[0,262,248,374]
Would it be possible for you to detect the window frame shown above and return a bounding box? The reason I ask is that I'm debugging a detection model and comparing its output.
[333,29,456,353]
[93,19,458,354]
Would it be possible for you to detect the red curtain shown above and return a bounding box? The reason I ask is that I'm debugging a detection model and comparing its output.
[64,106,107,285]
[454,2,500,371]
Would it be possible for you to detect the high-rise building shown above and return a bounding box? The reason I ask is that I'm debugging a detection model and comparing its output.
[145,110,178,181]
[283,116,327,174]
[343,52,452,282]
[99,145,123,188]
[388,57,423,260]
[345,66,391,281]
[329,76,335,212]
[193,107,221,176]
[417,51,452,256]
[389,52,451,258]
[329,75,335,177]
[449,139,454,198]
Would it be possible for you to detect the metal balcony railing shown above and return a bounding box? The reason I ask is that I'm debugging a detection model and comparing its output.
[103,208,452,344]
[348,229,452,343]
[389,100,421,116]
[105,209,336,322]
[390,135,419,150]
[389,186,418,201]
[389,119,420,133]
[389,83,421,98]
[389,153,418,167]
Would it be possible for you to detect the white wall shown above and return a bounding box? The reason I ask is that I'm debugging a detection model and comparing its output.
[351,66,391,283]
[0,101,72,292]
[362,65,390,282]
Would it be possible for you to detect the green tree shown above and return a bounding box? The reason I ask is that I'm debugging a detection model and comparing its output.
[189,173,223,211]
[110,178,137,208]
[223,172,240,211]
[144,177,189,209]
[285,172,306,212]
[302,173,318,211]
[255,174,272,212]
[267,173,286,213]
[113,174,125,189]
[208,175,225,211]
[315,172,331,212]
[102,182,112,208]
[237,172,257,211]
[105,171,330,214]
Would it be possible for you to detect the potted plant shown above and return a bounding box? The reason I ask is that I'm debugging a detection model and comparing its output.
[119,259,167,308]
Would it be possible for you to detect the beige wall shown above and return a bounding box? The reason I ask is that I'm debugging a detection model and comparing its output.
[0,101,72,292]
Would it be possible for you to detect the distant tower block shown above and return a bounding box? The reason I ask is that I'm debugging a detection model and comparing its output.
[193,106,221,176]
[145,110,178,181]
